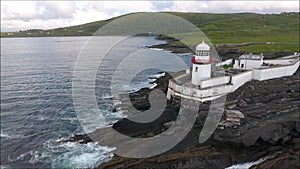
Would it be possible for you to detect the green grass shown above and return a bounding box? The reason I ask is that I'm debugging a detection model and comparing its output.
[1,12,299,53]
[240,44,300,53]
[223,64,233,69]
[169,13,299,52]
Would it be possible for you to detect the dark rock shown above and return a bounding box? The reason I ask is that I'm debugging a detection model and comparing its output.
[58,133,93,144]
[163,121,175,129]
[241,127,261,146]
[227,104,237,109]
[250,148,300,169]
[237,99,248,107]
[260,123,282,144]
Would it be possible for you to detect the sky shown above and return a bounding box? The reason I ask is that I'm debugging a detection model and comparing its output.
[1,1,299,32]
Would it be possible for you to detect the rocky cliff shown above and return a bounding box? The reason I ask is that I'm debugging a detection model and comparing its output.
[93,68,299,169]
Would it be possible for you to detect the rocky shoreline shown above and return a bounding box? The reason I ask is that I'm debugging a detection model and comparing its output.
[63,36,299,169]
[93,68,299,169]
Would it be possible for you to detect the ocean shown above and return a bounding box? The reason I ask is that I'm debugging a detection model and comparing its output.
[0,36,192,168]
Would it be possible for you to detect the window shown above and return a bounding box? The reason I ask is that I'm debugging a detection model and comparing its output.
[200,51,205,56]
[195,67,198,72]
[196,50,209,56]
[200,50,209,56]
[241,64,244,68]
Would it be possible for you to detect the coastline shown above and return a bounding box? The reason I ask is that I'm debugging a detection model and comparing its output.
[95,39,299,168]
[59,36,299,169]
[2,10,299,169]
[95,68,299,169]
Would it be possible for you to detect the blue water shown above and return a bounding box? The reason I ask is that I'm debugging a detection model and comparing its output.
[0,36,192,168]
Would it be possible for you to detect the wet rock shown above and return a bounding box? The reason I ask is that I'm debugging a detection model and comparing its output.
[260,123,291,145]
[163,121,175,129]
[146,131,156,137]
[250,148,300,169]
[227,104,237,109]
[219,110,244,127]
[237,99,248,107]
[241,127,261,146]
[226,110,244,119]
[58,133,93,144]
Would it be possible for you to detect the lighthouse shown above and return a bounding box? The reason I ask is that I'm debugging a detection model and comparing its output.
[191,41,212,86]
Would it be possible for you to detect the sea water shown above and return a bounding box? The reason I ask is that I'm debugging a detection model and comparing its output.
[1,36,192,168]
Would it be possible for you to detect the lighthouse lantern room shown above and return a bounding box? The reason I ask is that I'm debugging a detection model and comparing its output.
[191,41,212,86]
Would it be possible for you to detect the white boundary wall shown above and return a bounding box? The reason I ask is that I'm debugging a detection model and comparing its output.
[167,82,232,102]
[263,59,295,65]
[200,76,230,88]
[216,59,233,66]
[253,59,299,81]
[231,71,253,90]
[168,71,253,101]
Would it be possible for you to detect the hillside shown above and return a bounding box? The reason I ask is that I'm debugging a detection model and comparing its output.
[1,12,299,52]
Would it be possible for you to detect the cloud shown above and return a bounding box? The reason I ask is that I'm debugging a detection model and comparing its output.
[169,1,299,14]
[1,1,299,32]
[1,1,110,31]
[37,1,77,20]
[104,1,154,12]
[151,1,174,11]
[1,1,39,21]
[1,1,156,31]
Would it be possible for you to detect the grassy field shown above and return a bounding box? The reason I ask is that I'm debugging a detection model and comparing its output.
[1,12,299,52]
[170,12,299,52]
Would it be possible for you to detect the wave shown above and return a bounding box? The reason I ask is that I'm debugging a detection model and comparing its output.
[152,72,166,79]
[225,156,270,169]
[149,83,157,89]
[149,48,163,51]
[0,132,9,138]
[0,131,23,139]
[147,78,157,83]
[31,140,115,169]
[0,165,13,169]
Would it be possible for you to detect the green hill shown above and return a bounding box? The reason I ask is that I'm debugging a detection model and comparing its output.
[1,12,299,52]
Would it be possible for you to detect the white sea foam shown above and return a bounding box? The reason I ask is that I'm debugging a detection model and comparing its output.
[149,83,158,89]
[147,78,157,83]
[0,165,13,169]
[149,48,163,51]
[8,150,36,162]
[111,72,165,94]
[0,132,9,138]
[152,72,166,78]
[225,157,269,169]
[80,71,165,133]
[99,94,114,99]
[33,140,115,169]
[0,131,23,139]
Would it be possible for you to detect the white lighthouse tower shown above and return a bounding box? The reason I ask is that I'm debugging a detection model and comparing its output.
[191,41,212,85]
